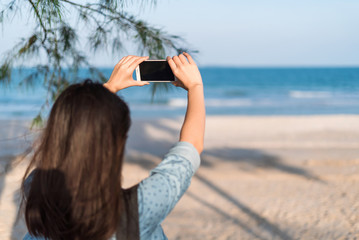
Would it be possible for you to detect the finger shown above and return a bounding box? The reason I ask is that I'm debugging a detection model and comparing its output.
[129,56,148,70]
[125,56,143,67]
[172,56,182,66]
[183,52,195,64]
[117,56,127,65]
[122,55,136,65]
[167,56,177,70]
[119,56,132,65]
[179,54,188,64]
[172,79,182,86]
[116,56,131,66]
[136,81,150,86]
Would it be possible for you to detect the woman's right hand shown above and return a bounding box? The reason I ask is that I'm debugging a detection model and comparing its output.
[167,53,203,91]
[167,52,205,154]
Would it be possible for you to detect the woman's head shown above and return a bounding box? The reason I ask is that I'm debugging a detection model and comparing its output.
[22,80,131,239]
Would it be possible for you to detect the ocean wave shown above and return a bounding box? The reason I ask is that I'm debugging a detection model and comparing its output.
[168,98,252,107]
[0,104,41,112]
[289,91,332,99]
[224,89,247,97]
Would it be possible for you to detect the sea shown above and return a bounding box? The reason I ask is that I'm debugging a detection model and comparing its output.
[1,67,359,120]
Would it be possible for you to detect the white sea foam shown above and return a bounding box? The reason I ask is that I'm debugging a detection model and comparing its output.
[168,98,187,107]
[289,91,332,99]
[168,98,252,107]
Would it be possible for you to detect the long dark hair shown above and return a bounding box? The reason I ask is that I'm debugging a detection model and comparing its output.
[20,80,131,239]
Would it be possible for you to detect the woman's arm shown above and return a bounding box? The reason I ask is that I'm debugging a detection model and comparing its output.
[167,53,205,154]
[104,53,205,153]
[103,55,150,93]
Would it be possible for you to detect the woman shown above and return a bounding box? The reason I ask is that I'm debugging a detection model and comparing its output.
[21,53,205,240]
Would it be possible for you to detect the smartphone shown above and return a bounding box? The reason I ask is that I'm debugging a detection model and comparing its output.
[136,60,175,82]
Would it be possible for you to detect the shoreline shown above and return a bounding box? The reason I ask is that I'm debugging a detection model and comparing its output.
[1,112,359,120]
[3,111,359,118]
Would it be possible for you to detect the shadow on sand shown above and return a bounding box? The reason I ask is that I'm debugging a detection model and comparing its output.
[124,118,326,239]
[126,118,322,181]
[188,173,292,240]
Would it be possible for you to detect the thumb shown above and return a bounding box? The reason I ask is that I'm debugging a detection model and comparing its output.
[136,81,150,86]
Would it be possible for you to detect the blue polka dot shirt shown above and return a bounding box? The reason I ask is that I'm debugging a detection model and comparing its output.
[137,141,200,240]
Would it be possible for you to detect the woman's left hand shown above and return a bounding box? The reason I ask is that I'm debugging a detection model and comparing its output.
[104,55,150,93]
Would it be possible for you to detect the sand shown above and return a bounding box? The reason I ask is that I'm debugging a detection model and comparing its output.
[0,115,359,239]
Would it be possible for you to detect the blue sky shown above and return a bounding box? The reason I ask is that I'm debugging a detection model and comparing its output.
[1,0,358,67]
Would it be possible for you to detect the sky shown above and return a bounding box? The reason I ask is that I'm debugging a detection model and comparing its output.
[0,0,359,67]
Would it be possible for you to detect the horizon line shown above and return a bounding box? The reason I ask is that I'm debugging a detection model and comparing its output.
[11,65,359,69]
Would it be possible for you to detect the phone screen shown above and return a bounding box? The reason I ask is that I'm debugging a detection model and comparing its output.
[139,61,175,81]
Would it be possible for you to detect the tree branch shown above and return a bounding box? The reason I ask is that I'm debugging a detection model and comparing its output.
[27,0,48,44]
[60,0,108,17]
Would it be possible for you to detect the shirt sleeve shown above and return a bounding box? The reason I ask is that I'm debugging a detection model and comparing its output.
[138,141,200,238]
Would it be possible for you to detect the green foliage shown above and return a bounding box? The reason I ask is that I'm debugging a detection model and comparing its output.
[0,61,12,85]
[31,113,43,129]
[0,10,4,23]
[0,0,195,127]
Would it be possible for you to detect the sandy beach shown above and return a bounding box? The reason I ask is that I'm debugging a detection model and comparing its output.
[0,115,358,239]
